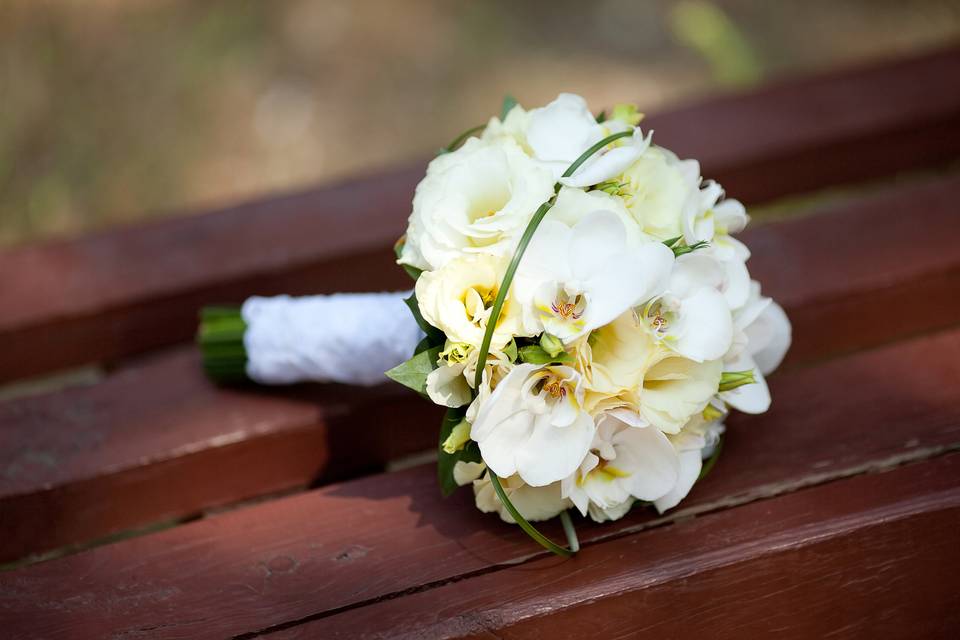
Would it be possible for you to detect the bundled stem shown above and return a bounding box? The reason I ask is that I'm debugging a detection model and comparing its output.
[197,306,249,383]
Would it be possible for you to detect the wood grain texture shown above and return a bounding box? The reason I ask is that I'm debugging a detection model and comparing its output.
[293,454,960,640]
[2,171,959,563]
[2,327,959,639]
[648,45,960,204]
[1,45,958,383]
[747,174,960,367]
[0,347,442,563]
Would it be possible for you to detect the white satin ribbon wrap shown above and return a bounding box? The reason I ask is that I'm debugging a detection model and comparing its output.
[242,292,424,386]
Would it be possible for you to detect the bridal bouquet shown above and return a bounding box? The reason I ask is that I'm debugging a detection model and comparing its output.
[199,93,790,556]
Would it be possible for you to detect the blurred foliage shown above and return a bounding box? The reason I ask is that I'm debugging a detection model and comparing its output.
[1,0,959,246]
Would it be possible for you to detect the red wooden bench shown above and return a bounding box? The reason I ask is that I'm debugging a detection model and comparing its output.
[1,46,959,638]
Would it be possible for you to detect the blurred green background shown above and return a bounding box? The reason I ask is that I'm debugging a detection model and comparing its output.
[2,0,959,247]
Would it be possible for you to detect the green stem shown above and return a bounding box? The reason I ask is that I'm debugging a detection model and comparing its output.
[443,124,486,153]
[560,510,580,552]
[698,434,724,481]
[472,129,637,556]
[490,473,574,558]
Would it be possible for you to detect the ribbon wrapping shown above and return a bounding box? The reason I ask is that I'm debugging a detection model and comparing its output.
[242,292,423,386]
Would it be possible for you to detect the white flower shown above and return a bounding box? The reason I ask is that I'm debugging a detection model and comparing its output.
[415,254,527,349]
[453,460,486,486]
[562,410,680,520]
[473,473,571,523]
[471,363,595,487]
[545,186,645,245]
[683,180,748,246]
[425,343,514,408]
[653,420,725,513]
[513,210,674,344]
[621,146,701,241]
[585,311,722,433]
[482,104,532,152]
[399,137,555,271]
[640,253,733,362]
[720,283,792,414]
[526,93,652,187]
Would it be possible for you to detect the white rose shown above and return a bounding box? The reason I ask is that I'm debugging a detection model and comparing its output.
[399,137,554,272]
[482,104,532,152]
[585,311,722,433]
[621,146,701,241]
[415,253,527,349]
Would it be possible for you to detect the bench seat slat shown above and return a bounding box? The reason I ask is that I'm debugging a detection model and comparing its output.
[2,173,959,563]
[2,326,959,638]
[297,454,960,640]
[1,46,958,383]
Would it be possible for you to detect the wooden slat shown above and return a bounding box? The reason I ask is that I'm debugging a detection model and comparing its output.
[649,45,960,204]
[2,326,959,638]
[0,348,442,564]
[1,45,958,383]
[2,173,959,563]
[297,455,960,640]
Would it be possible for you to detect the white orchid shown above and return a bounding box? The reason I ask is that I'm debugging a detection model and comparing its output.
[621,146,702,241]
[526,93,652,187]
[399,137,554,271]
[471,363,595,487]
[513,210,674,344]
[640,252,734,362]
[562,410,680,520]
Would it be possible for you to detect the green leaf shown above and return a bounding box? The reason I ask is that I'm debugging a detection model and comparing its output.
[673,240,710,257]
[384,346,442,395]
[393,238,423,282]
[403,292,444,344]
[518,344,574,365]
[698,434,724,481]
[413,336,434,355]
[440,124,486,154]
[437,407,468,497]
[500,94,518,120]
[662,235,710,258]
[459,440,482,464]
[503,338,518,363]
[595,109,607,123]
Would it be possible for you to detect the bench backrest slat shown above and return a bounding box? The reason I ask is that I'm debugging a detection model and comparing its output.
[1,46,958,384]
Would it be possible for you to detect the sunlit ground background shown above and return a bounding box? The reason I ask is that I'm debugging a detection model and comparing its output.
[2,0,959,247]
